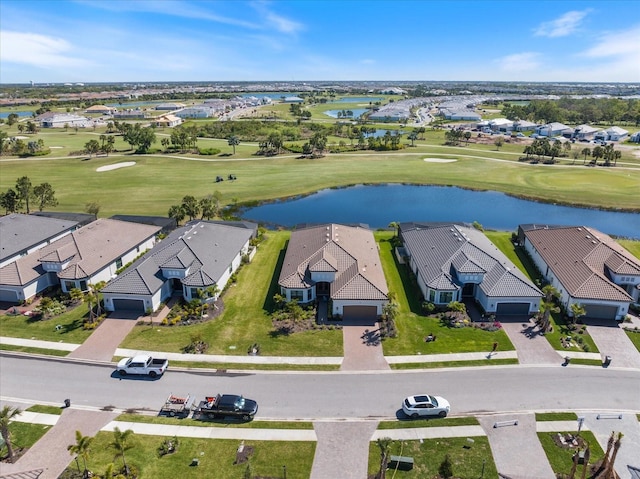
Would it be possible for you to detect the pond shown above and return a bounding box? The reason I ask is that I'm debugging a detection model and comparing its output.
[241,93,300,100]
[242,184,640,239]
[334,97,383,103]
[323,109,369,119]
[0,111,35,119]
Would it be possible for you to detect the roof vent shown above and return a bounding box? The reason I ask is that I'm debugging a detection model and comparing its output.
[592,240,597,244]
[586,235,591,239]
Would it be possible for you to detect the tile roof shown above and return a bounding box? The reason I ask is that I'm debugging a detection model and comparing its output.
[278,224,388,301]
[400,223,542,299]
[0,213,79,263]
[102,221,256,295]
[523,225,637,302]
[0,219,160,287]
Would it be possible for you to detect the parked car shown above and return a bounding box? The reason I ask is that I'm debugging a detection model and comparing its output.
[116,355,168,378]
[195,394,258,421]
[402,394,450,418]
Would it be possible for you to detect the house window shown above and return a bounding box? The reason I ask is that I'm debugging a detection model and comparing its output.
[64,281,75,291]
[190,288,199,299]
[79,280,88,291]
[428,289,435,302]
[306,289,312,302]
[291,290,304,301]
[439,291,453,303]
[116,258,123,269]
[229,264,233,274]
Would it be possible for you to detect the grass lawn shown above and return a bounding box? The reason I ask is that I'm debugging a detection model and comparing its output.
[542,312,599,353]
[376,233,515,356]
[625,329,640,352]
[368,436,498,479]
[2,422,52,456]
[535,412,578,421]
[26,404,64,415]
[391,358,519,369]
[121,231,343,356]
[538,430,604,478]
[0,344,70,356]
[115,413,314,429]
[377,417,479,429]
[618,239,640,259]
[0,303,92,343]
[63,432,315,479]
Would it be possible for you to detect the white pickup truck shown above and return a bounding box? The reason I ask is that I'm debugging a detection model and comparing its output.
[116,355,168,378]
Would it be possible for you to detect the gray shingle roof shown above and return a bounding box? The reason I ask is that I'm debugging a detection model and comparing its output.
[102,221,256,295]
[278,224,388,301]
[523,225,638,302]
[0,218,160,286]
[0,213,79,263]
[401,223,542,299]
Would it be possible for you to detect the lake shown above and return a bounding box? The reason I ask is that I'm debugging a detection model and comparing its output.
[0,111,35,119]
[335,97,383,103]
[242,184,640,239]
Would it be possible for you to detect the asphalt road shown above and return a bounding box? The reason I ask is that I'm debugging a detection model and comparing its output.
[2,354,639,419]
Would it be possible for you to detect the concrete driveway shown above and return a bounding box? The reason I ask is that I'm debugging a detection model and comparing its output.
[500,319,561,365]
[68,312,140,362]
[584,319,640,369]
[340,321,390,371]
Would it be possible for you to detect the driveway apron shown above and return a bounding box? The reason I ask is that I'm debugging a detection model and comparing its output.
[500,320,561,365]
[479,413,555,479]
[340,322,390,371]
[0,408,117,479]
[68,313,140,362]
[584,320,640,369]
[581,412,640,479]
[310,421,378,479]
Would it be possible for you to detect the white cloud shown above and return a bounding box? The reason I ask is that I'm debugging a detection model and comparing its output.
[495,52,541,72]
[0,31,89,68]
[360,59,375,65]
[251,1,303,34]
[582,25,640,58]
[534,10,591,38]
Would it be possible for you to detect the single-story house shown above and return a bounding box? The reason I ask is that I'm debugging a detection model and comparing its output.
[85,105,115,114]
[0,214,81,269]
[175,106,217,119]
[400,222,542,317]
[278,224,389,319]
[519,225,640,320]
[535,122,572,137]
[369,108,410,122]
[441,109,482,121]
[630,131,640,143]
[0,219,160,304]
[102,221,257,314]
[488,118,513,132]
[155,102,186,111]
[572,124,600,140]
[40,114,90,128]
[152,114,182,128]
[113,109,149,119]
[595,126,629,142]
[379,87,406,95]
[513,120,537,132]
[109,215,177,235]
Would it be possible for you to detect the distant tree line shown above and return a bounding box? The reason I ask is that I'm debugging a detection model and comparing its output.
[0,176,58,214]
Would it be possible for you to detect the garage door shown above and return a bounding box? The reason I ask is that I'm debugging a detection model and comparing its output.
[342,306,378,320]
[112,298,145,313]
[0,290,18,302]
[583,304,618,320]
[496,303,530,316]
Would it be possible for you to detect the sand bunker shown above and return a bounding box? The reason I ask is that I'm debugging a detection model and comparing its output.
[96,161,136,172]
[50,146,63,149]
[423,158,457,163]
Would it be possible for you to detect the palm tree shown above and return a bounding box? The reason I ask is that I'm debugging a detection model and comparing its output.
[376,437,393,479]
[109,427,134,475]
[539,284,560,332]
[407,130,418,146]
[68,430,93,478]
[580,147,591,165]
[0,406,22,462]
[388,221,399,237]
[570,303,586,324]
[227,135,240,155]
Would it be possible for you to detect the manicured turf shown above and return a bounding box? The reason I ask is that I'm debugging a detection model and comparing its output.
[535,412,578,421]
[0,344,70,356]
[377,416,479,429]
[390,358,519,369]
[625,330,640,352]
[26,404,64,415]
[0,303,91,343]
[2,422,52,455]
[368,436,498,478]
[538,430,604,478]
[61,432,315,479]
[115,413,315,429]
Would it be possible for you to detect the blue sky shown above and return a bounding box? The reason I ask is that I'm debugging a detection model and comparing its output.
[1,0,639,84]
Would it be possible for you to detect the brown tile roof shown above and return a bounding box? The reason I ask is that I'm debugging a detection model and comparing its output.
[0,219,160,286]
[278,224,388,301]
[524,226,637,302]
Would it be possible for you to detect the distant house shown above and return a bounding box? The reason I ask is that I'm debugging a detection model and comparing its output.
[102,221,257,313]
[152,114,182,128]
[400,222,542,316]
[488,118,513,132]
[519,224,640,320]
[513,120,537,132]
[369,108,410,122]
[0,219,160,304]
[85,105,114,114]
[595,126,629,142]
[630,131,640,143]
[379,87,406,95]
[113,109,149,120]
[40,113,90,128]
[0,214,80,269]
[440,108,482,121]
[535,122,572,137]
[155,102,186,111]
[283,96,304,103]
[278,224,389,320]
[175,106,217,119]
[572,124,600,140]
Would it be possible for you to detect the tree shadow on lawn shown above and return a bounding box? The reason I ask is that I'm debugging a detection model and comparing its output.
[387,239,423,315]
[262,243,288,313]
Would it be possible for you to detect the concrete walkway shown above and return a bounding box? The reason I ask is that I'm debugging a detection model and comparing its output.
[0,408,117,479]
[585,321,640,369]
[68,313,140,361]
[501,320,563,365]
[581,411,640,479]
[311,421,378,479]
[478,413,555,479]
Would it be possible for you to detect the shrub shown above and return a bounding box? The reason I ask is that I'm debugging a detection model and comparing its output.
[198,147,221,155]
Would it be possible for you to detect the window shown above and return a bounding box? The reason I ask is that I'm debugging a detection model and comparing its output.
[439,291,453,303]
[64,281,75,291]
[291,290,304,301]
[428,289,435,302]
[190,288,199,299]
[116,258,123,269]
[229,264,233,274]
[79,280,88,291]
[306,289,312,302]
